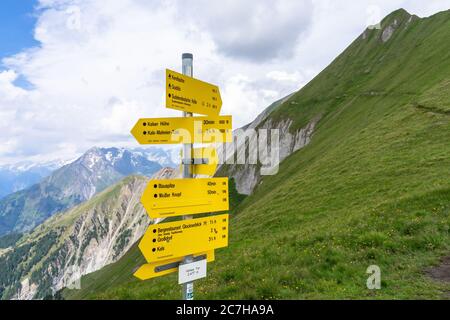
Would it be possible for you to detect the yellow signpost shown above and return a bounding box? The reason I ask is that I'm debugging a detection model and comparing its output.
[134,250,215,281]
[131,54,230,300]
[130,116,232,145]
[166,69,222,116]
[141,178,229,219]
[138,214,229,263]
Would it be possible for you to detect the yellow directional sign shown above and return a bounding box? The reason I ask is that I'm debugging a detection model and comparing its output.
[139,214,229,263]
[142,178,229,218]
[134,250,215,281]
[131,116,232,145]
[166,69,222,116]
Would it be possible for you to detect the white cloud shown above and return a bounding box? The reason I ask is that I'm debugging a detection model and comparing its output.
[266,71,303,83]
[0,70,27,100]
[178,0,314,61]
[0,0,449,164]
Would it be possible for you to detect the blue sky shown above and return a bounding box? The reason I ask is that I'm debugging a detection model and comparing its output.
[0,0,38,61]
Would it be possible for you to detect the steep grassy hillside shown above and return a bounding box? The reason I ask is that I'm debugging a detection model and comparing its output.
[64,9,450,299]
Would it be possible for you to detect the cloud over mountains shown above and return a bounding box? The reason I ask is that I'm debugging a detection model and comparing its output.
[0,0,449,164]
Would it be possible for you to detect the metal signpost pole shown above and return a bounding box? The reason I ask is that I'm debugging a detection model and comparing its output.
[181,53,194,300]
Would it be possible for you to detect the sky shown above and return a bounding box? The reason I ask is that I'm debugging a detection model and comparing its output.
[0,0,449,164]
[0,1,39,58]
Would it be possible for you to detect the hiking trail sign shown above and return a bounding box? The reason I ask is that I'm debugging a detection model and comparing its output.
[131,54,230,300]
[131,116,232,145]
[138,214,229,263]
[166,69,222,116]
[141,178,229,219]
[134,250,215,281]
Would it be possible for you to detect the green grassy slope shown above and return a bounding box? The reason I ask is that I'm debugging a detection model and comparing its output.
[64,9,450,299]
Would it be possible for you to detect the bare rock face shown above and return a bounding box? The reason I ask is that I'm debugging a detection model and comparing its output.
[231,165,259,196]
[381,23,396,43]
[294,119,317,152]
[152,167,180,180]
[362,31,368,40]
[13,278,38,300]
[221,116,320,195]
[213,92,321,195]
[380,10,417,43]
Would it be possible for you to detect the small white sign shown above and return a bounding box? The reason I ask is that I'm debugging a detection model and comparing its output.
[178,259,207,285]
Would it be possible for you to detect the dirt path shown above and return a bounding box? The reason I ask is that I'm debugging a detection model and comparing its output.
[427,257,450,282]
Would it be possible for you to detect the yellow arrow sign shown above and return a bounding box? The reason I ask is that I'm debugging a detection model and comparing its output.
[139,214,229,263]
[166,69,222,116]
[142,178,229,219]
[131,116,232,145]
[134,250,215,281]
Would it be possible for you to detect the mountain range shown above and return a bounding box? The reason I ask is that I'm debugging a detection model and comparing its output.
[0,160,71,200]
[0,147,175,236]
[0,165,179,299]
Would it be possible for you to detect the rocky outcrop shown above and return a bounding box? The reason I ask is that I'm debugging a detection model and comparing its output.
[381,19,398,43]
[220,115,320,195]
[215,93,320,195]
[13,278,38,300]
[360,9,418,44]
[152,167,181,180]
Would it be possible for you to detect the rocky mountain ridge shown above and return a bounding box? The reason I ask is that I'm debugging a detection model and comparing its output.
[1,167,179,300]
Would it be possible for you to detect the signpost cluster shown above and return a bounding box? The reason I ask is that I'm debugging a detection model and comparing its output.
[131,54,231,300]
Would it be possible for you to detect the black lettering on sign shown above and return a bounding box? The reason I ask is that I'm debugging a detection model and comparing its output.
[158,235,173,243]
[159,193,171,198]
[158,183,175,189]
[171,75,185,83]
[173,95,191,103]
